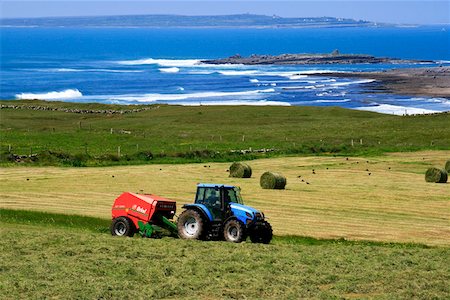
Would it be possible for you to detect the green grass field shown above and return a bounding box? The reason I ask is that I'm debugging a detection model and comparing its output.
[1,210,449,299]
[1,101,449,298]
[1,100,449,166]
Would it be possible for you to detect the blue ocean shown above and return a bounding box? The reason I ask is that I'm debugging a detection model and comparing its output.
[1,26,449,114]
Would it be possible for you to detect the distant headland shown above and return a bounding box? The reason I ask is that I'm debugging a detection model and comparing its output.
[1,14,384,28]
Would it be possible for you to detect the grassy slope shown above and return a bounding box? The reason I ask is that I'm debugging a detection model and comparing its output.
[1,100,449,166]
[1,213,448,299]
[1,151,449,245]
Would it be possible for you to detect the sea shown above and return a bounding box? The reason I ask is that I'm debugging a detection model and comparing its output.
[1,26,450,115]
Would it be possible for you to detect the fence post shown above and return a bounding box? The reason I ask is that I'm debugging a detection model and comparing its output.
[136,144,139,152]
[351,139,354,147]
[118,146,121,157]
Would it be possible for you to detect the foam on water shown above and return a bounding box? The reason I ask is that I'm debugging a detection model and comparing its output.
[409,97,450,105]
[117,58,202,67]
[15,89,83,100]
[316,99,351,103]
[330,79,376,87]
[188,69,309,79]
[355,104,440,115]
[218,70,259,76]
[107,88,276,103]
[159,67,180,73]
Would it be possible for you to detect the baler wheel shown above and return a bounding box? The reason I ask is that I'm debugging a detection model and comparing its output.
[249,221,273,244]
[223,219,246,243]
[177,210,205,240]
[111,217,135,237]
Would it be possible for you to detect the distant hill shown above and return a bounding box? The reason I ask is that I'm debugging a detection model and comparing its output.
[1,14,380,28]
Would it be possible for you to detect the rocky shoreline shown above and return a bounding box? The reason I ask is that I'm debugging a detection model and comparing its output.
[202,52,432,65]
[311,67,450,98]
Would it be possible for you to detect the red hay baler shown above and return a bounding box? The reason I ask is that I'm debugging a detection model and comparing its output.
[111,192,178,238]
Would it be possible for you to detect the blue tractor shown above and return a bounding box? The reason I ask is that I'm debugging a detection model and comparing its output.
[177,183,273,243]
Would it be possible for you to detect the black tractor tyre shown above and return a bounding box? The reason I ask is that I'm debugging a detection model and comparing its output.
[250,221,273,244]
[223,219,247,243]
[111,217,136,237]
[177,209,205,240]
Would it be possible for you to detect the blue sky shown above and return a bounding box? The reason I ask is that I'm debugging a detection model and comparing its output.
[1,1,449,24]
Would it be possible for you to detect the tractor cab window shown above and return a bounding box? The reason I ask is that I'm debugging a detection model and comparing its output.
[226,187,244,205]
[197,187,221,208]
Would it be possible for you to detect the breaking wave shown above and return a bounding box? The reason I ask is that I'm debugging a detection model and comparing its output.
[159,67,180,73]
[355,104,440,115]
[107,88,276,103]
[15,89,83,100]
[117,58,202,67]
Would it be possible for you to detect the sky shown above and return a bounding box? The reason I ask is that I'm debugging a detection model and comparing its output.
[1,0,449,25]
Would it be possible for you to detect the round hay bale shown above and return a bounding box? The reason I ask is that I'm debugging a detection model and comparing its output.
[229,162,252,178]
[425,167,448,183]
[445,160,450,173]
[260,172,287,189]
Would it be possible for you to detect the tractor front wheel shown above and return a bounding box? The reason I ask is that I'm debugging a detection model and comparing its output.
[111,217,135,237]
[177,209,205,240]
[249,221,273,244]
[223,219,246,243]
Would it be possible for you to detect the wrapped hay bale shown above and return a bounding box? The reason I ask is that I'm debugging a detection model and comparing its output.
[260,172,287,189]
[445,160,450,173]
[425,167,448,183]
[229,162,252,178]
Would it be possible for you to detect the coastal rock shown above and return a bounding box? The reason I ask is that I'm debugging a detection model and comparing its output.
[202,53,432,65]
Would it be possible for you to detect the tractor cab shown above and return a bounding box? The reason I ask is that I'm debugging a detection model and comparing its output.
[195,184,243,221]
[177,183,273,243]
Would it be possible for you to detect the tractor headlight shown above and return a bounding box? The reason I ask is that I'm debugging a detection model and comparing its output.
[245,212,253,219]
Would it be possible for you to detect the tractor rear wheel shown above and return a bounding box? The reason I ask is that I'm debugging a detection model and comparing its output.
[111,217,135,237]
[223,219,246,243]
[249,221,273,244]
[177,210,205,240]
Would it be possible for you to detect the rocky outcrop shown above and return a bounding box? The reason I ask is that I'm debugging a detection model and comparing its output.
[202,53,432,65]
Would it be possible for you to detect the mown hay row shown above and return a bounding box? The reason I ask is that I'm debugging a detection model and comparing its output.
[229,162,252,178]
[260,171,287,189]
[425,167,448,183]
